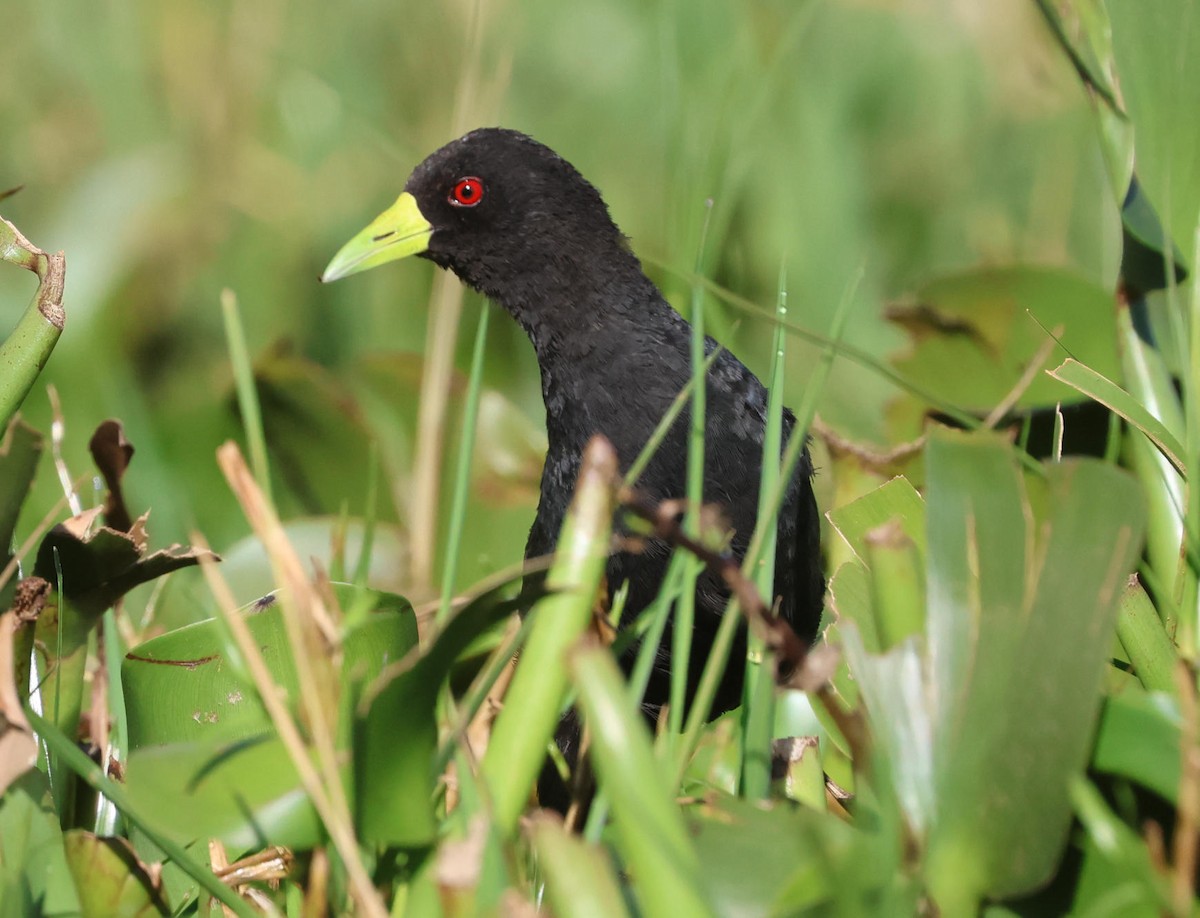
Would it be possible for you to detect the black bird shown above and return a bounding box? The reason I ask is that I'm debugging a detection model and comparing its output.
[323,127,823,758]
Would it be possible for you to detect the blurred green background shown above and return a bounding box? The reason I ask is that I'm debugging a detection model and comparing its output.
[0,0,1121,619]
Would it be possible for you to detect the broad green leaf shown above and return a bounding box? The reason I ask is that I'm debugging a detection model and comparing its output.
[1070,778,1172,914]
[124,732,318,848]
[355,582,522,846]
[688,795,855,915]
[924,429,1145,904]
[1091,690,1181,805]
[888,267,1119,438]
[827,475,926,563]
[530,816,630,918]
[0,770,82,917]
[122,589,415,849]
[123,589,415,749]
[63,830,169,918]
[1108,0,1200,260]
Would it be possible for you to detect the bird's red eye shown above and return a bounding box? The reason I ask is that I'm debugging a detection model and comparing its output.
[450,176,484,207]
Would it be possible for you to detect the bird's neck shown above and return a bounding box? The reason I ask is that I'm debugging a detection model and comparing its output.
[488,256,695,470]
[497,254,682,371]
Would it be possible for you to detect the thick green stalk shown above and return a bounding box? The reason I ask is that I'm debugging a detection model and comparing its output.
[0,215,66,430]
[481,436,616,834]
[1116,575,1180,696]
[571,644,716,918]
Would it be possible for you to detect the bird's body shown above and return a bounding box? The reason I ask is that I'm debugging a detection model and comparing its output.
[324,127,823,736]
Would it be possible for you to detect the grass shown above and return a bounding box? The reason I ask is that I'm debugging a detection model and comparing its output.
[2,1,1199,915]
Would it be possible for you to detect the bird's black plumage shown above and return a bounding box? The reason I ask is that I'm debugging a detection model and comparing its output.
[339,127,823,739]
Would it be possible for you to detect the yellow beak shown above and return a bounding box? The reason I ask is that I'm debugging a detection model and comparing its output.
[321,192,433,282]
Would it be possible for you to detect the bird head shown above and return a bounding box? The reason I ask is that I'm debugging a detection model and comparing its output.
[321,128,626,300]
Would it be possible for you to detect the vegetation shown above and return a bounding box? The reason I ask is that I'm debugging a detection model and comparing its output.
[1,1,1197,915]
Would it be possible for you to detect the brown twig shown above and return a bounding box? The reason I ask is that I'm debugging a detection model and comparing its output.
[617,487,872,767]
[618,487,809,679]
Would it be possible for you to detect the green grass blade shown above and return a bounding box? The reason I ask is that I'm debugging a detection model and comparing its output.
[671,201,713,738]
[741,264,788,799]
[675,264,856,780]
[220,289,273,506]
[437,304,491,625]
[1048,357,1186,477]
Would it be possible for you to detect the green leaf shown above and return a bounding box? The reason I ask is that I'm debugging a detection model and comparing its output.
[1091,690,1181,804]
[122,590,416,848]
[1048,358,1185,477]
[356,581,522,846]
[1108,0,1200,259]
[529,816,630,918]
[571,644,715,918]
[63,830,169,918]
[1071,777,1172,914]
[827,476,926,563]
[0,769,82,917]
[124,732,319,849]
[923,429,1146,904]
[888,267,1119,438]
[688,794,856,915]
[123,589,415,749]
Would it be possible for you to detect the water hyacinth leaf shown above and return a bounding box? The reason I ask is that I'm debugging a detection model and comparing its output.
[529,816,630,918]
[0,769,82,917]
[123,588,415,749]
[1108,0,1200,259]
[121,590,415,848]
[124,731,319,848]
[1091,689,1181,804]
[687,795,855,915]
[355,581,524,846]
[827,475,926,564]
[887,267,1118,438]
[923,429,1145,905]
[63,830,169,918]
[1070,778,1172,913]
